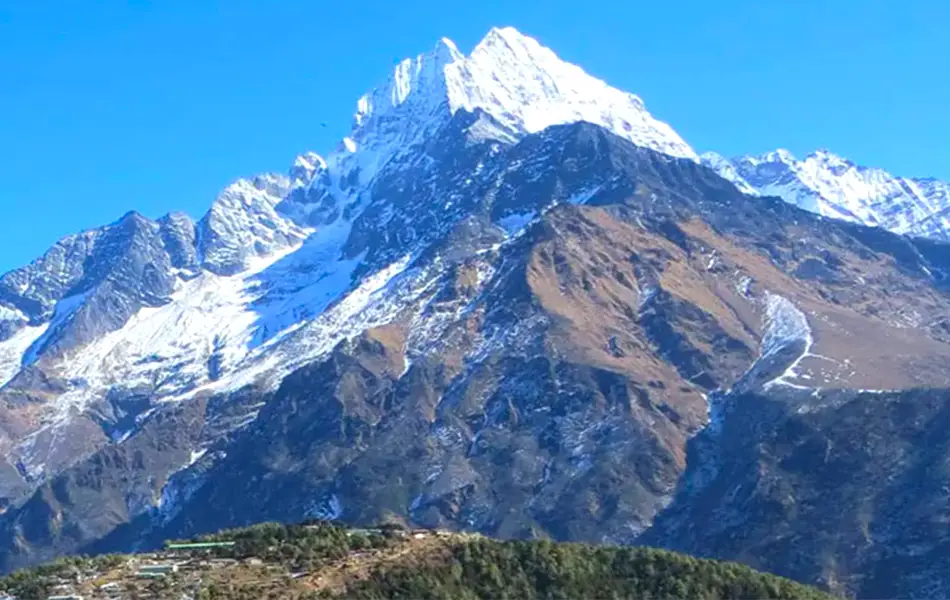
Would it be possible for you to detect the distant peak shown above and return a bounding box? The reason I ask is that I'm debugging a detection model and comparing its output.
[805,148,848,163]
[700,152,760,196]
[736,148,796,166]
[700,151,730,165]
[742,148,855,169]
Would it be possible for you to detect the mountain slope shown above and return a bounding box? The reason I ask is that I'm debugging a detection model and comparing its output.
[702,149,950,241]
[644,386,950,599]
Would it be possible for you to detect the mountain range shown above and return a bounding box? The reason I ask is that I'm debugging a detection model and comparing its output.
[1,26,950,599]
[702,149,950,241]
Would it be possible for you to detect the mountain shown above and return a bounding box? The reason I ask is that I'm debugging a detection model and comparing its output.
[0,26,696,509]
[702,149,950,241]
[0,25,950,600]
[0,522,832,600]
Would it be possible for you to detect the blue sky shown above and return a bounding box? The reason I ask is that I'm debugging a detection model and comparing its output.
[1,0,948,273]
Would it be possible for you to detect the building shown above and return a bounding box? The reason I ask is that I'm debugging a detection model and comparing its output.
[345,528,382,537]
[135,563,179,578]
[165,541,236,550]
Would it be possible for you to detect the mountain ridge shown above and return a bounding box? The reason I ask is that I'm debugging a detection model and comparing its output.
[702,148,950,241]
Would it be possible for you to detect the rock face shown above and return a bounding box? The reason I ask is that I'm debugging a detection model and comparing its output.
[1,26,950,600]
[199,174,306,276]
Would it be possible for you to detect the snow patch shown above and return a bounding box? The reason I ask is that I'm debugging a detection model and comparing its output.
[0,322,50,388]
[763,297,813,389]
[187,448,207,467]
[735,275,753,297]
[754,294,814,389]
[566,185,602,205]
[496,211,537,237]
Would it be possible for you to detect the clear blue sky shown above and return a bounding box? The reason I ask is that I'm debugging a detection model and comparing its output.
[2,0,948,273]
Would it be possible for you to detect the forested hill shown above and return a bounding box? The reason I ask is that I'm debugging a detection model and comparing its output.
[0,521,832,599]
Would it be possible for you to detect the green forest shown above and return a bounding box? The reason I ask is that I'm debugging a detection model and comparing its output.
[343,537,832,600]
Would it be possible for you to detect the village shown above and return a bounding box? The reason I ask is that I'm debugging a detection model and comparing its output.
[0,524,466,600]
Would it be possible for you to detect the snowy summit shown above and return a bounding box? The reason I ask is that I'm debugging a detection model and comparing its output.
[344,26,697,175]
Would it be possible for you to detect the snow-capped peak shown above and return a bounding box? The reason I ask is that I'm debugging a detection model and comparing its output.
[702,149,950,240]
[343,26,696,184]
[445,26,696,160]
[739,148,797,167]
[801,149,855,176]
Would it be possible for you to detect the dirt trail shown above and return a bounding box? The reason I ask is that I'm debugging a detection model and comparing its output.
[305,533,460,594]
